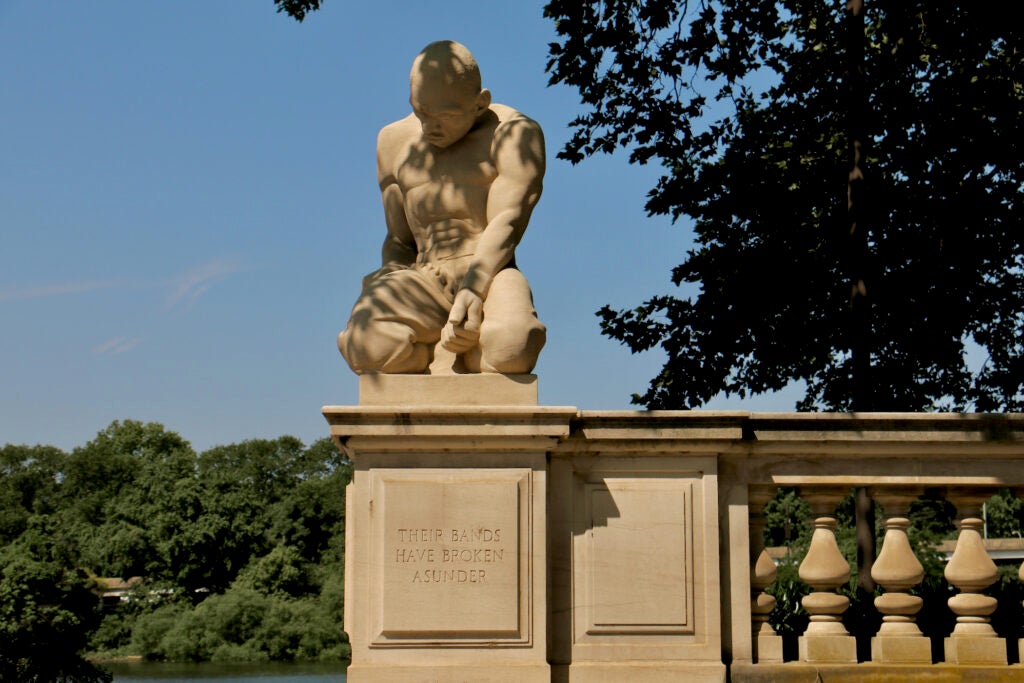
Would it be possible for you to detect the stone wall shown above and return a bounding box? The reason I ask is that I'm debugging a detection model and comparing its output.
[324,403,1024,682]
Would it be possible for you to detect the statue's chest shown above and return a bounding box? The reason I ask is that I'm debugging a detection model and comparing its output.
[396,143,497,195]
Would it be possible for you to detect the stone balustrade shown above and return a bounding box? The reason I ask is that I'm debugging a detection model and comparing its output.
[719,413,1024,680]
[325,404,1024,682]
[753,485,1022,667]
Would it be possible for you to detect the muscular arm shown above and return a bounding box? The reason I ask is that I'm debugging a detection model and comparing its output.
[376,122,417,270]
[444,114,545,351]
[460,115,545,298]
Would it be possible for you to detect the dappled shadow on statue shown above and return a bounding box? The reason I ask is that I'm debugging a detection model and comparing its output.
[338,39,546,377]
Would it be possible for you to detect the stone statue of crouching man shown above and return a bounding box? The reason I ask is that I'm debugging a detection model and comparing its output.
[338,40,546,375]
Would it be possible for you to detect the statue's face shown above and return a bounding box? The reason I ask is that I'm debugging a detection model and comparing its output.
[409,79,483,149]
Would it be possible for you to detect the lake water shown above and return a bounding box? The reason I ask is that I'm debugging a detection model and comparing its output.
[103,661,347,682]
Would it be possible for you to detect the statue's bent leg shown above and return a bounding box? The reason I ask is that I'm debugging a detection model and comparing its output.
[477,268,546,374]
[338,269,450,374]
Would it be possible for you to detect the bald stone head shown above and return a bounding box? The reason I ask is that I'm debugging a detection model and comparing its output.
[409,40,492,149]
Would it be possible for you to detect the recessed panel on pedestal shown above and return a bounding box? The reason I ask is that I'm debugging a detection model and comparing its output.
[577,477,694,637]
[369,468,532,647]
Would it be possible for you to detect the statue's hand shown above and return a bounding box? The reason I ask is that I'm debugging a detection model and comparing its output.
[441,289,483,353]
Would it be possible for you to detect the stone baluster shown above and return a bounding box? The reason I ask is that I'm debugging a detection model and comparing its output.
[797,488,857,663]
[943,490,1006,665]
[749,488,783,663]
[868,488,930,663]
[1018,557,1024,664]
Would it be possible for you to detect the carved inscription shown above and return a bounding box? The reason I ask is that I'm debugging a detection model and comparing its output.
[374,471,525,638]
[393,527,506,584]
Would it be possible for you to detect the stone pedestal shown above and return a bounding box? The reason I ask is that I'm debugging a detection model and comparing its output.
[797,633,858,664]
[943,636,1008,666]
[753,629,784,664]
[870,635,932,663]
[324,375,573,683]
[548,412,732,683]
[358,373,538,407]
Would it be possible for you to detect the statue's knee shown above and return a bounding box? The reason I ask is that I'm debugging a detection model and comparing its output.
[339,323,430,374]
[479,318,546,374]
[338,327,380,373]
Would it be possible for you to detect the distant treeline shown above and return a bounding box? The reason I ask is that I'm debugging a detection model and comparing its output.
[1,420,351,682]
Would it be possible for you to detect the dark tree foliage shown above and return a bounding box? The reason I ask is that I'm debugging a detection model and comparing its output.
[0,444,62,546]
[1,531,111,682]
[274,0,322,22]
[545,0,1024,411]
[1,423,352,666]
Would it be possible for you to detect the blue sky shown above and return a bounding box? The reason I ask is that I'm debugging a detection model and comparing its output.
[1,1,797,453]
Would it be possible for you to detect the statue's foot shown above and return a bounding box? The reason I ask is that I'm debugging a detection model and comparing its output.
[428,340,478,374]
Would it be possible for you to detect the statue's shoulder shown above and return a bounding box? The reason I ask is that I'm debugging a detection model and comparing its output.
[377,114,420,156]
[489,104,543,144]
[490,104,537,129]
[488,105,544,166]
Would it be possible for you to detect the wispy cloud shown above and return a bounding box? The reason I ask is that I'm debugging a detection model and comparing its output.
[0,258,250,310]
[164,258,248,311]
[0,280,122,302]
[93,336,144,355]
